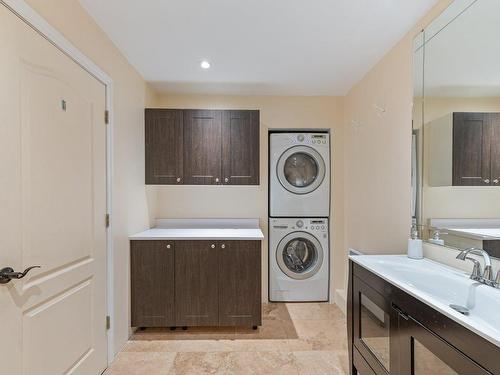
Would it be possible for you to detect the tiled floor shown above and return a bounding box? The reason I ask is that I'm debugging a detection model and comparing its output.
[105,303,349,374]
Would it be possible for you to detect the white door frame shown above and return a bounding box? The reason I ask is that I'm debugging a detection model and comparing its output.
[1,0,115,364]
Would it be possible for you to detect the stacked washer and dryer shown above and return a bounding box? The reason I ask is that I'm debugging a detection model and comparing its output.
[269,132,330,302]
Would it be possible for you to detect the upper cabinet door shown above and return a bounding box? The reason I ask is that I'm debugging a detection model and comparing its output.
[489,114,500,186]
[222,110,260,185]
[183,110,222,185]
[145,109,183,184]
[453,113,490,186]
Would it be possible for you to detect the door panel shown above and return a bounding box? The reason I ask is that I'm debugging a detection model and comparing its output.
[218,241,261,326]
[221,110,260,185]
[489,113,500,186]
[453,113,490,186]
[175,241,219,326]
[131,241,175,327]
[183,110,222,185]
[0,5,107,374]
[145,109,183,184]
[399,316,490,375]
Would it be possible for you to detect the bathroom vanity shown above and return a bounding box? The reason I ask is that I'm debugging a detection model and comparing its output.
[129,219,264,329]
[347,255,500,375]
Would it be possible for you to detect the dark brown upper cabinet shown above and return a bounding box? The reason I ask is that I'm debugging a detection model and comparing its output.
[453,112,500,186]
[222,110,260,185]
[183,110,223,185]
[145,108,260,185]
[145,109,183,184]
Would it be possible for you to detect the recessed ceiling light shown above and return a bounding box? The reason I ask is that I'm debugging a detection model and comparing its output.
[200,60,211,69]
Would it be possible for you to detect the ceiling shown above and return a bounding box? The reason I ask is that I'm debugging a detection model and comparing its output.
[79,0,438,96]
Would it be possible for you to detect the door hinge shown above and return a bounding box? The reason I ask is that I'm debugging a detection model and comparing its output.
[105,110,109,125]
[106,315,111,330]
[105,213,110,228]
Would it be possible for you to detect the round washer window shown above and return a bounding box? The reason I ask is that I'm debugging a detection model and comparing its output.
[276,232,324,280]
[282,238,318,273]
[284,153,318,188]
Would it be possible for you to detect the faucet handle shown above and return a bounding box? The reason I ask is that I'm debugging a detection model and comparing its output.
[465,257,482,281]
[483,265,494,284]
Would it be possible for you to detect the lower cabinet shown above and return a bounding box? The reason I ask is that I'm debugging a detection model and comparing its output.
[348,261,499,375]
[131,239,262,328]
[175,240,219,326]
[218,241,261,326]
[130,240,175,327]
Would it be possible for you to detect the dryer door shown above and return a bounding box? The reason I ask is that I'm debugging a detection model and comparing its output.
[276,232,324,280]
[277,146,326,194]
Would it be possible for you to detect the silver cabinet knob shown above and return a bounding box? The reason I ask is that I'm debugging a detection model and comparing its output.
[221,244,226,249]
[176,177,181,183]
[211,244,215,249]
[494,179,499,184]
[215,178,219,183]
[224,177,229,183]
[484,179,490,184]
[166,244,171,249]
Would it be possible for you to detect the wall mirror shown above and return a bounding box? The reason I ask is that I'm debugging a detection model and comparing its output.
[413,0,500,258]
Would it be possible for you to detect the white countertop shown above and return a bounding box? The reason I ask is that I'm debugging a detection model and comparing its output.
[446,228,500,240]
[129,218,264,240]
[350,255,500,348]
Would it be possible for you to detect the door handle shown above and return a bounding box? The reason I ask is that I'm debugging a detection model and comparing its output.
[483,179,490,184]
[0,266,41,284]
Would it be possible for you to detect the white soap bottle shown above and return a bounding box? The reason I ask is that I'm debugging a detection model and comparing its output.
[407,224,423,259]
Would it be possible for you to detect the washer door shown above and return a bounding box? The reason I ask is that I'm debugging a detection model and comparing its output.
[276,232,324,280]
[277,145,326,194]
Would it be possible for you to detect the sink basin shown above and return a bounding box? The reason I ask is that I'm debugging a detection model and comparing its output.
[350,255,500,347]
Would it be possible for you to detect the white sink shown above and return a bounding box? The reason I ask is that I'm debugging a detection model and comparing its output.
[350,255,500,347]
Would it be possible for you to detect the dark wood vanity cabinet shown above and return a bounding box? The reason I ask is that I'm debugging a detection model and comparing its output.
[130,239,262,328]
[130,240,175,327]
[453,112,500,186]
[348,261,500,375]
[145,108,260,185]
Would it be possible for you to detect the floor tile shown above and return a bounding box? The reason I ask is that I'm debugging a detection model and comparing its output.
[104,352,176,374]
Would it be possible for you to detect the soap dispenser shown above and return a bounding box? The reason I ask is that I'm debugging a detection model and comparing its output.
[407,224,423,259]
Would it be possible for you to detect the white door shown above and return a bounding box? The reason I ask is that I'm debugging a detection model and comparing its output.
[0,5,108,375]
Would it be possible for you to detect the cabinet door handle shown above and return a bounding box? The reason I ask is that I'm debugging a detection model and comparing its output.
[484,179,490,184]
[166,244,171,249]
[494,179,499,184]
[221,244,226,249]
[224,177,229,183]
[211,244,215,249]
[215,177,220,183]
[176,177,181,183]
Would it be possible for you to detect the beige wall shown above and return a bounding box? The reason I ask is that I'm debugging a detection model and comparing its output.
[23,0,158,356]
[152,94,345,302]
[342,1,453,269]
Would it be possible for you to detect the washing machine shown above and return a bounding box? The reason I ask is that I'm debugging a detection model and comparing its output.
[269,218,329,302]
[270,132,330,217]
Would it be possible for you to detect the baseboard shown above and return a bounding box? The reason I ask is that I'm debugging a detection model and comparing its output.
[334,288,347,315]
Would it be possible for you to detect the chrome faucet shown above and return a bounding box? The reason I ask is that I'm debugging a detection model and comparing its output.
[456,248,495,286]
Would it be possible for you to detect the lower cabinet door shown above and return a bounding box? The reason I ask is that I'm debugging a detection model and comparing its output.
[353,276,398,375]
[398,315,491,375]
[131,240,175,327]
[175,240,219,326]
[218,241,261,326]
